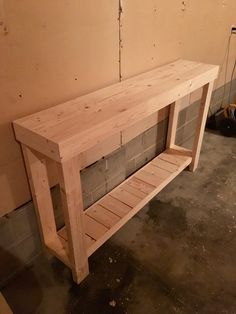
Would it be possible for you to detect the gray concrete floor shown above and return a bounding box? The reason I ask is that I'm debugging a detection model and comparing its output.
[2,131,236,314]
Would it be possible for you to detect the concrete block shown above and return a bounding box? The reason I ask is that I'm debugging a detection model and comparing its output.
[143,119,168,150]
[81,159,106,194]
[125,134,144,161]
[231,78,236,92]
[106,172,126,193]
[0,247,22,287]
[135,139,165,170]
[106,147,125,179]
[178,101,200,128]
[83,192,93,210]
[212,79,236,102]
[143,124,158,149]
[11,234,41,265]
[135,145,157,170]
[210,101,222,114]
[157,119,168,141]
[181,137,194,149]
[156,136,167,154]
[0,217,14,249]
[8,202,39,245]
[0,233,42,286]
[176,117,198,145]
[212,84,224,101]
[210,79,236,109]
[125,159,136,177]
[91,184,107,204]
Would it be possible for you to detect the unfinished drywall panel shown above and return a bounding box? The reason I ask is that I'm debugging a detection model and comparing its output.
[121,0,236,85]
[0,0,6,35]
[120,0,185,79]
[0,0,119,216]
[180,1,236,86]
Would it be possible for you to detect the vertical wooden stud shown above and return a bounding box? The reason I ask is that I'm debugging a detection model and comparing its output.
[22,145,58,246]
[57,157,89,284]
[166,101,180,148]
[189,81,214,172]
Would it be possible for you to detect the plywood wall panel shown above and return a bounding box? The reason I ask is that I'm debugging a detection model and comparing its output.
[120,0,184,79]
[121,0,236,85]
[0,0,119,216]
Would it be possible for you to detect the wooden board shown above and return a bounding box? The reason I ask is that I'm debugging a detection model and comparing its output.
[57,157,89,283]
[99,195,131,218]
[86,204,120,228]
[0,293,12,314]
[55,147,192,259]
[13,60,219,162]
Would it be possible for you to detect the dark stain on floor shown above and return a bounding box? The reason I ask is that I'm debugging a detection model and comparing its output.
[67,244,136,314]
[147,200,188,238]
[2,132,236,313]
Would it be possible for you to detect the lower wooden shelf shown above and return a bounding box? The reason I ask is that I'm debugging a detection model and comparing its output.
[48,147,192,267]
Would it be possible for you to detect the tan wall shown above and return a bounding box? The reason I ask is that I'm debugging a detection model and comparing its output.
[0,1,119,216]
[121,0,236,81]
[0,0,236,216]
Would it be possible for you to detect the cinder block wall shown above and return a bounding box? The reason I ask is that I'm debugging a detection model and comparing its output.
[1,79,235,287]
[81,118,167,209]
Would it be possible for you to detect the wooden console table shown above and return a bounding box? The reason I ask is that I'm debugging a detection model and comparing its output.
[13,60,219,284]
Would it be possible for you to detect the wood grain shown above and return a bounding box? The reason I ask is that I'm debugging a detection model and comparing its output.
[57,157,89,284]
[13,60,219,162]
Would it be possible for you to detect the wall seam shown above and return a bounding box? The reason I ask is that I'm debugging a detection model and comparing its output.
[118,0,123,81]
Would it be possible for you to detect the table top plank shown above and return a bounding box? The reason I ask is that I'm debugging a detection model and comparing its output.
[13,60,219,161]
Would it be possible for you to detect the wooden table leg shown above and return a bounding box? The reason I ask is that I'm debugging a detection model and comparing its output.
[22,145,58,247]
[57,157,89,284]
[0,293,12,314]
[166,100,180,148]
[189,81,214,172]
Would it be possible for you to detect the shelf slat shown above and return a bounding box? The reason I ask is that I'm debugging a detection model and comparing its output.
[144,163,171,179]
[135,170,164,187]
[110,187,142,208]
[57,148,192,260]
[84,215,108,240]
[151,158,178,173]
[86,204,120,228]
[57,228,95,255]
[126,177,155,194]
[99,195,132,218]
[121,183,147,199]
